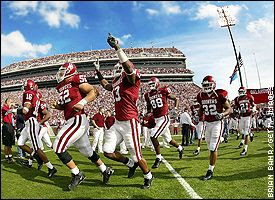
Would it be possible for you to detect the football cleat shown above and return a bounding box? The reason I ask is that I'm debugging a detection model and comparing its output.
[141,176,154,189]
[48,167,57,178]
[68,171,86,191]
[152,158,162,169]
[236,134,240,140]
[128,163,138,178]
[203,170,213,181]
[21,160,32,168]
[238,143,244,148]
[193,149,200,156]
[178,149,184,159]
[250,133,254,142]
[240,149,247,157]
[38,162,43,170]
[102,167,114,184]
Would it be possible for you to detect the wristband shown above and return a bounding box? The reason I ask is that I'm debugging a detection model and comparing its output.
[77,99,88,106]
[116,48,128,63]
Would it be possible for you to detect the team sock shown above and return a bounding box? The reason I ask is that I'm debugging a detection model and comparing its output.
[5,155,9,159]
[71,166,80,175]
[28,158,33,165]
[178,145,183,151]
[126,158,134,168]
[156,154,162,160]
[244,145,248,151]
[98,163,107,173]
[144,171,152,179]
[197,147,201,151]
[208,165,215,172]
[45,162,53,169]
[240,139,244,144]
[8,154,13,158]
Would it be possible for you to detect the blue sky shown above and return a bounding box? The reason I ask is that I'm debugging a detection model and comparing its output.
[1,1,274,99]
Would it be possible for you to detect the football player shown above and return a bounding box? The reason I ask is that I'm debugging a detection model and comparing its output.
[17,80,57,177]
[190,99,205,156]
[52,62,113,191]
[233,87,255,156]
[144,77,183,169]
[94,33,153,189]
[197,75,232,180]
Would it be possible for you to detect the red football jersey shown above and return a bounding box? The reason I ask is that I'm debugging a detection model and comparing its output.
[56,74,87,120]
[142,113,156,129]
[190,103,204,124]
[144,86,171,118]
[22,90,40,121]
[112,69,141,121]
[197,89,228,122]
[105,116,115,130]
[234,94,254,117]
[92,113,105,127]
[37,100,47,127]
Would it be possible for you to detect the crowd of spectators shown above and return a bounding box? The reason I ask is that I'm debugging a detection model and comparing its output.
[1,47,184,74]
[1,67,193,87]
[1,82,201,126]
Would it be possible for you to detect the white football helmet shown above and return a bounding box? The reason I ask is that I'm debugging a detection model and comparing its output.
[113,62,123,78]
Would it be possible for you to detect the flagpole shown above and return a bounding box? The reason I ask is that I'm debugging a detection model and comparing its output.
[218,7,244,87]
[239,46,248,88]
[253,52,262,88]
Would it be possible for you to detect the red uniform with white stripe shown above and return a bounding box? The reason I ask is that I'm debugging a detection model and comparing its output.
[234,94,254,135]
[144,87,172,141]
[190,103,205,139]
[17,90,42,151]
[103,66,143,162]
[197,89,228,151]
[53,74,93,157]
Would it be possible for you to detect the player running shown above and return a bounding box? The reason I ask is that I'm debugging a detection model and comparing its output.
[197,75,232,180]
[144,77,183,169]
[94,33,153,189]
[52,62,113,191]
[233,86,255,156]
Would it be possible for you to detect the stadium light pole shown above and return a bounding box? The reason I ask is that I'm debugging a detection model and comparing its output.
[217,6,244,87]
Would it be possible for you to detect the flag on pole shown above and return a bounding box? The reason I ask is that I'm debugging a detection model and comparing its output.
[229,52,243,84]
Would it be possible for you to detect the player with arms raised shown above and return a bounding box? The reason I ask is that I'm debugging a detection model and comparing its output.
[94,33,153,189]
[197,75,232,180]
[144,77,183,169]
[234,87,255,156]
[52,62,113,191]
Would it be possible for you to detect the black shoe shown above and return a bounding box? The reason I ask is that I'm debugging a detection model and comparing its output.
[48,167,57,178]
[38,162,43,170]
[21,160,32,168]
[193,149,200,156]
[240,149,247,157]
[238,143,244,148]
[102,167,114,184]
[68,171,86,191]
[152,158,162,169]
[178,149,183,159]
[141,176,154,189]
[224,138,228,143]
[203,170,213,180]
[250,133,254,142]
[128,163,138,178]
[236,135,240,140]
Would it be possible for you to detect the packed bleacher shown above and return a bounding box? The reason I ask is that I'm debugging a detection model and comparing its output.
[1,82,201,126]
[1,47,184,74]
[1,67,193,87]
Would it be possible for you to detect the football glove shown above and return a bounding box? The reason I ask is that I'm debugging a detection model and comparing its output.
[93,58,100,71]
[107,33,119,48]
[215,113,224,120]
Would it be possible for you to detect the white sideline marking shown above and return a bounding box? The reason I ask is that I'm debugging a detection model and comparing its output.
[162,157,202,199]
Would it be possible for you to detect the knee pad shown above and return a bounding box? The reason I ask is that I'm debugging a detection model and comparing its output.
[56,151,72,165]
[88,151,100,163]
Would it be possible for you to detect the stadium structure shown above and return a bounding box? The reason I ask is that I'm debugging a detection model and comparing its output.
[1,47,201,125]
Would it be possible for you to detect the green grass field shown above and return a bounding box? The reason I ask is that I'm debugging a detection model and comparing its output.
[1,131,273,199]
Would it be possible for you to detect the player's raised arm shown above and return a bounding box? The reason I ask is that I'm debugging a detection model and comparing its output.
[94,58,113,91]
[107,33,137,85]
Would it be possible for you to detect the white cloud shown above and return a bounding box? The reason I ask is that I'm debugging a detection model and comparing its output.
[1,30,52,58]
[7,1,38,16]
[247,17,274,36]
[84,25,90,30]
[161,2,182,15]
[146,8,159,16]
[194,3,243,28]
[7,1,80,28]
[117,34,132,46]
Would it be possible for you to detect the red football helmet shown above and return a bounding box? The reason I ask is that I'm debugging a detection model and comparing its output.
[56,62,77,83]
[238,86,246,96]
[148,77,160,90]
[23,79,37,91]
[201,75,216,93]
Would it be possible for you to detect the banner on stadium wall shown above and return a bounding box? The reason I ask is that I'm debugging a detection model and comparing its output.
[247,88,273,104]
